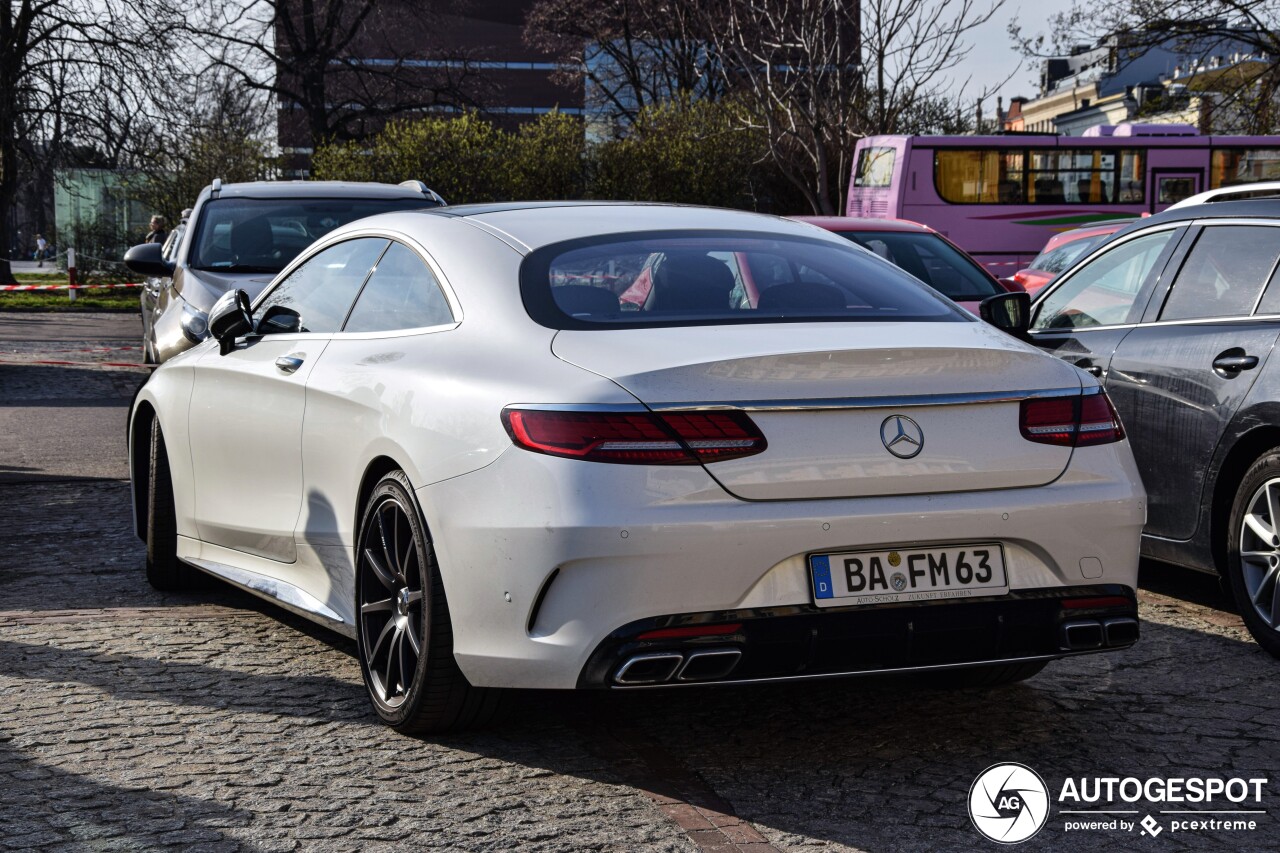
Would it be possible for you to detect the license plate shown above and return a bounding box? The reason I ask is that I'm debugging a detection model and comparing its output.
[809,544,1007,607]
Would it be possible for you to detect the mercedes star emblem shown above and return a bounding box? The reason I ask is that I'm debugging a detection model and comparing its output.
[880,414,924,459]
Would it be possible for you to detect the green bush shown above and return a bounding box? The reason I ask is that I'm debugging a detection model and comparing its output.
[313,101,800,211]
[314,111,585,204]
[590,97,769,208]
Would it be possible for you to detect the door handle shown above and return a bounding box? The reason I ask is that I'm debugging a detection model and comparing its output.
[275,354,305,374]
[1212,354,1259,373]
[1074,359,1103,377]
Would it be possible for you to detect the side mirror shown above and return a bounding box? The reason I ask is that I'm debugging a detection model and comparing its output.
[209,289,254,355]
[979,291,1031,341]
[256,304,301,335]
[123,242,174,277]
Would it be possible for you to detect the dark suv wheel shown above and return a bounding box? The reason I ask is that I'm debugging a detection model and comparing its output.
[1226,450,1280,658]
[355,470,504,733]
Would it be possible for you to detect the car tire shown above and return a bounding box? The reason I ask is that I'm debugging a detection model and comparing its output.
[145,418,194,590]
[355,470,505,733]
[1225,451,1280,659]
[917,660,1048,689]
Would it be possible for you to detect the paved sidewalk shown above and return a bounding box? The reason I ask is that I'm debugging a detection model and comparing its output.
[1,313,1278,852]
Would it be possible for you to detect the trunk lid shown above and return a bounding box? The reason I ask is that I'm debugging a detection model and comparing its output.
[552,322,1083,500]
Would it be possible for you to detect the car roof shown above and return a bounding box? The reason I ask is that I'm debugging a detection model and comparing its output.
[205,180,441,201]
[788,216,934,234]
[405,201,830,252]
[1167,180,1280,210]
[1109,198,1280,241]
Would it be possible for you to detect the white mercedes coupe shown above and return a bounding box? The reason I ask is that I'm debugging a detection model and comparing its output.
[128,203,1146,733]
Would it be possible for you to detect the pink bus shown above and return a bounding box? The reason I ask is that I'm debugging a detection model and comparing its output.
[847,124,1280,274]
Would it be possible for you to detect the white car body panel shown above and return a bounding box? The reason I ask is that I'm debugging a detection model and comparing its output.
[127,202,1148,692]
[418,440,1144,688]
[553,323,1083,499]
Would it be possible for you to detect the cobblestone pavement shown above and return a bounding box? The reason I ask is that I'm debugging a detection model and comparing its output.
[2,320,1279,852]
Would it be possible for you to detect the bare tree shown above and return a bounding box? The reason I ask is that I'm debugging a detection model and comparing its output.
[687,0,860,215]
[0,0,172,283]
[696,0,1001,215]
[861,0,1004,136]
[525,0,723,130]
[187,0,484,155]
[126,70,279,227]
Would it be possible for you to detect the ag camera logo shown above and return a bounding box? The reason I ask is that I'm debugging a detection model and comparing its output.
[969,763,1050,844]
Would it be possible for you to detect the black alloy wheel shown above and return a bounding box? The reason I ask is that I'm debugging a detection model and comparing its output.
[358,489,426,710]
[355,470,504,732]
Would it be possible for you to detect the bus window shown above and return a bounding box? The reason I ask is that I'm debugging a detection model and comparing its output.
[855,147,897,187]
[935,150,1024,203]
[1210,149,1280,187]
[937,148,1142,204]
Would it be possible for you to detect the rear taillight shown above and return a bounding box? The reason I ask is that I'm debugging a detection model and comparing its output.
[1020,392,1124,447]
[501,408,767,465]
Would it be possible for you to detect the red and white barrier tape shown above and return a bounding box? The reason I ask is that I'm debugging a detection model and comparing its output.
[1,282,143,291]
[0,358,150,370]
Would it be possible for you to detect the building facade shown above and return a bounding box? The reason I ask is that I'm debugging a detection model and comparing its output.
[276,0,584,176]
[1007,27,1272,136]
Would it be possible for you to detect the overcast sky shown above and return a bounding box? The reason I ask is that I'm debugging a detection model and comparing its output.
[953,0,1077,108]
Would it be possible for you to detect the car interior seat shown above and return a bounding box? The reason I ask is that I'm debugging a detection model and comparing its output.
[553,284,622,318]
[757,281,846,312]
[229,216,276,265]
[644,253,736,312]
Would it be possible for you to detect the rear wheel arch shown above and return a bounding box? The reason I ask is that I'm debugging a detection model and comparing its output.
[130,402,157,542]
[1210,425,1280,574]
[355,456,409,549]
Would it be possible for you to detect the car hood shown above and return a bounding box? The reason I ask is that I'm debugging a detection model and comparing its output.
[179,268,277,312]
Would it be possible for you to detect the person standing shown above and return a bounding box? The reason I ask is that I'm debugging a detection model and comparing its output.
[34,234,47,267]
[145,216,167,245]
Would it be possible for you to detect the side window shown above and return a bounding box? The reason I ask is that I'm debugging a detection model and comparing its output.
[257,238,387,334]
[161,225,185,264]
[1159,226,1280,321]
[342,242,453,333]
[1032,230,1177,330]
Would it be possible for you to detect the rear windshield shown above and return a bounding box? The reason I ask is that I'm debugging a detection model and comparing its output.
[833,230,1001,301]
[188,197,441,273]
[522,232,966,329]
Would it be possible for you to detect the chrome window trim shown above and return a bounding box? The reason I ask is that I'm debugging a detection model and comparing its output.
[1029,313,1280,336]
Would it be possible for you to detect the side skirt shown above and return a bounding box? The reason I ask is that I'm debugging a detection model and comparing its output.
[177,538,354,638]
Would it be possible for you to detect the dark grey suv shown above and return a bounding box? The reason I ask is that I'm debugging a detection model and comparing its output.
[125,179,445,363]
[1028,199,1280,657]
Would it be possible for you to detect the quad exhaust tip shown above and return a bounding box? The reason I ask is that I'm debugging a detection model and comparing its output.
[614,648,743,685]
[1062,617,1138,651]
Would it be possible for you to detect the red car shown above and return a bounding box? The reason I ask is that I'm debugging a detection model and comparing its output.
[1012,221,1129,297]
[791,216,1013,314]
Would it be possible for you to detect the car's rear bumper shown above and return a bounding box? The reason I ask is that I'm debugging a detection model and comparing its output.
[415,441,1145,690]
[576,585,1138,688]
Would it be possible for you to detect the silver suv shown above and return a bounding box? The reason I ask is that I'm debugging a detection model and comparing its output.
[125,179,445,363]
